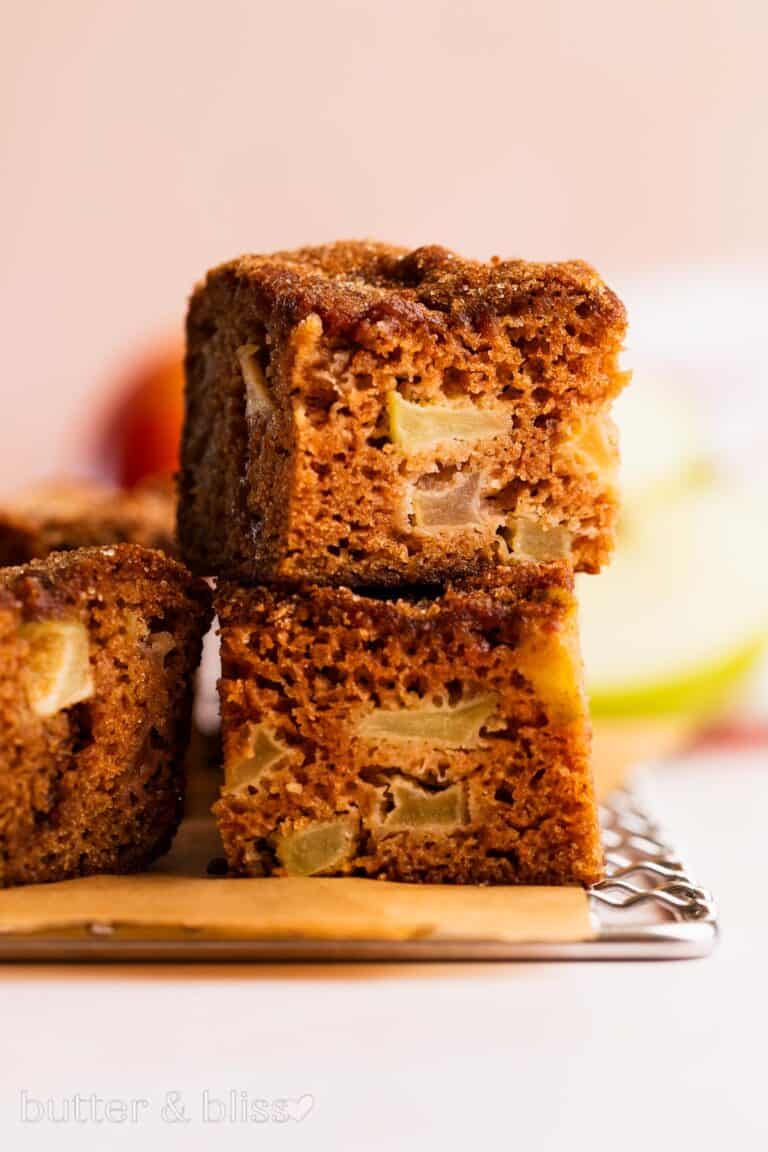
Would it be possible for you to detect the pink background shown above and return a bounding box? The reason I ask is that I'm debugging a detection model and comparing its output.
[1,0,767,488]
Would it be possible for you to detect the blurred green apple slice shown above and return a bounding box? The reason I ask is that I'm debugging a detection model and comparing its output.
[614,377,707,503]
[578,483,768,718]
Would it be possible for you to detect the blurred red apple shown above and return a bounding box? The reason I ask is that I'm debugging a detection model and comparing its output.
[99,339,184,488]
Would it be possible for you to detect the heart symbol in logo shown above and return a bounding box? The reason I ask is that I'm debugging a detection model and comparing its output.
[290,1094,315,1122]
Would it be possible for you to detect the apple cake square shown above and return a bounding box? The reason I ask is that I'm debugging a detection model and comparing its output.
[179,241,627,587]
[213,561,601,885]
[0,545,211,886]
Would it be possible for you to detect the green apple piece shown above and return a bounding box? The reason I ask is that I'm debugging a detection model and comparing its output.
[387,391,509,452]
[21,619,94,718]
[236,343,273,421]
[223,725,292,795]
[357,693,499,748]
[578,483,768,718]
[381,778,467,831]
[274,817,358,876]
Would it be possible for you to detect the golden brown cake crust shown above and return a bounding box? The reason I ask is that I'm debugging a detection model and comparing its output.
[213,563,602,886]
[204,241,625,339]
[0,545,212,887]
[0,478,176,567]
[180,240,628,587]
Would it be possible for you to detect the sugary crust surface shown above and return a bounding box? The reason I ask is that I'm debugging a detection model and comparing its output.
[0,545,211,887]
[205,241,625,338]
[213,564,602,885]
[0,478,176,567]
[179,241,627,586]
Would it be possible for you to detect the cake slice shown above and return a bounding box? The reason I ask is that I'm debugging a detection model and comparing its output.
[179,241,627,587]
[213,563,601,885]
[0,477,176,567]
[0,545,211,887]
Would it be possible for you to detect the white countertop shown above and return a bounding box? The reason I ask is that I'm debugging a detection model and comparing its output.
[0,751,765,1151]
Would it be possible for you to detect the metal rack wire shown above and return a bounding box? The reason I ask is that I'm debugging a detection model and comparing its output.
[592,790,716,925]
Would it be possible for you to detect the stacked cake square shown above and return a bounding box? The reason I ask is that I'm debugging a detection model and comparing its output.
[179,241,628,884]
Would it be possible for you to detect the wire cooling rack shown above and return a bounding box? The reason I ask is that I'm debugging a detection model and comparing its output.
[585,788,717,959]
[0,789,717,961]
